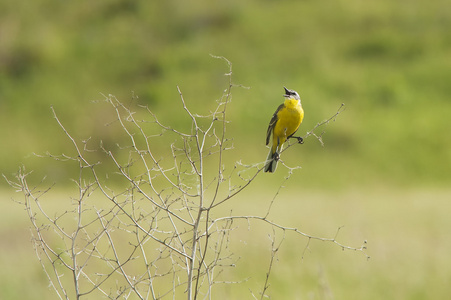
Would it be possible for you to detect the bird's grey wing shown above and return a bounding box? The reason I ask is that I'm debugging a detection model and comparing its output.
[266,103,284,145]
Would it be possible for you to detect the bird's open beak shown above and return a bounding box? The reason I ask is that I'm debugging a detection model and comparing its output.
[283,86,290,96]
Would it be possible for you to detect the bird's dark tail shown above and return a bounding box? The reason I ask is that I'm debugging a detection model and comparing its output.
[264,148,278,173]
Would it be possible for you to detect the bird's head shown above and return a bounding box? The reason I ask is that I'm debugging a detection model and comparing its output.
[283,87,301,101]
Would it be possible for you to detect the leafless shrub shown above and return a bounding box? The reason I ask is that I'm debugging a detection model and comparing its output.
[4,56,367,300]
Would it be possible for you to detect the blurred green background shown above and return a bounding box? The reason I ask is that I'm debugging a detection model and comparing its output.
[1,0,451,299]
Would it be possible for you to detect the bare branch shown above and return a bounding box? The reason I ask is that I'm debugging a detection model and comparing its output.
[4,58,366,300]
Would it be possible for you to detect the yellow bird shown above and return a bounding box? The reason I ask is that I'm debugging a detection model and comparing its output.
[264,87,304,173]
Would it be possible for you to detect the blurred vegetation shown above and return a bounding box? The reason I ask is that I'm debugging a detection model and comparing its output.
[2,1,451,299]
[1,0,450,188]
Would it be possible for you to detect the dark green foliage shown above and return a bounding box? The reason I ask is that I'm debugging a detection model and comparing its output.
[1,0,450,187]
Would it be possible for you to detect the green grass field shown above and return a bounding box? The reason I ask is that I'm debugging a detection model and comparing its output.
[2,186,451,299]
[1,0,450,298]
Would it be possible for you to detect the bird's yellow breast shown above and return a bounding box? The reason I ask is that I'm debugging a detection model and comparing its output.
[274,98,304,140]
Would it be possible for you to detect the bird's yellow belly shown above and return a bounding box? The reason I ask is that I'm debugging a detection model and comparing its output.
[274,100,304,143]
[274,111,301,138]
